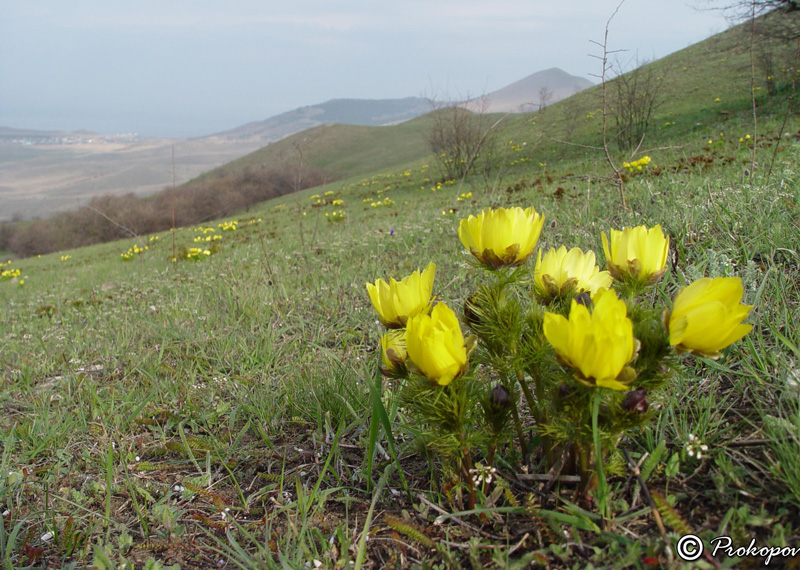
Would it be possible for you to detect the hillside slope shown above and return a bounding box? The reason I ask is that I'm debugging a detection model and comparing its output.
[211,97,431,143]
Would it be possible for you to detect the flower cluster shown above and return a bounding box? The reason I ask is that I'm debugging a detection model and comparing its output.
[325,210,345,222]
[183,247,211,261]
[193,235,222,243]
[369,197,395,208]
[366,263,471,387]
[60,255,72,262]
[218,221,238,231]
[1,268,21,281]
[120,244,148,261]
[364,205,754,506]
[622,156,652,173]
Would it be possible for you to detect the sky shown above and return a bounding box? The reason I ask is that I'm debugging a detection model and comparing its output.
[0,1,733,139]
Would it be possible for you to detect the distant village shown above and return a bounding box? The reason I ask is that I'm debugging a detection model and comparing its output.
[0,131,142,146]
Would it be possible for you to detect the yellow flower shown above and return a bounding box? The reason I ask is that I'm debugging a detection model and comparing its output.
[665,277,753,358]
[543,288,638,390]
[405,302,468,386]
[379,330,407,378]
[458,207,544,269]
[534,246,613,300]
[366,263,436,328]
[601,224,669,285]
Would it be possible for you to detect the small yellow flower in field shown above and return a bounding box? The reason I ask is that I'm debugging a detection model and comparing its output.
[543,288,638,390]
[665,277,753,358]
[366,262,436,328]
[602,224,669,285]
[60,255,71,262]
[379,330,407,378]
[534,246,613,300]
[458,207,544,269]
[405,302,468,386]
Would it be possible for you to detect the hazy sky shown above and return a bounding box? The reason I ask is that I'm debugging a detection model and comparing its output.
[0,1,732,138]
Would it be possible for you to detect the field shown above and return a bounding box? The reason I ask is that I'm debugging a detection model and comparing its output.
[0,136,265,222]
[2,20,800,569]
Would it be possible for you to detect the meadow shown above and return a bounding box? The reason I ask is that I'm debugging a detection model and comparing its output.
[2,20,800,569]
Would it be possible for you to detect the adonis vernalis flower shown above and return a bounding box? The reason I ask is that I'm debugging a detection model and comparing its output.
[405,302,468,386]
[543,288,638,390]
[458,207,544,269]
[379,330,408,378]
[366,262,435,328]
[534,246,613,301]
[601,224,669,286]
[664,277,753,358]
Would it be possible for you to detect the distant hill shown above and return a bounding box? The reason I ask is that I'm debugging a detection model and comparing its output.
[472,68,594,113]
[209,97,431,143]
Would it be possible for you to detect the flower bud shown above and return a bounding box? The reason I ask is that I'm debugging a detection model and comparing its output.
[557,383,576,401]
[622,388,649,414]
[489,384,511,410]
[379,330,408,379]
[463,292,483,329]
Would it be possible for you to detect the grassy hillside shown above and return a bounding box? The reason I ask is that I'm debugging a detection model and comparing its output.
[188,20,788,200]
[193,113,437,188]
[1,16,800,569]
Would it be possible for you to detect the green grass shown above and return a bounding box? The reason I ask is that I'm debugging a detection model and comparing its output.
[2,17,800,569]
[191,114,437,191]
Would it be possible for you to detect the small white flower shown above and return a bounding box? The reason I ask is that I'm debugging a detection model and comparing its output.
[41,532,54,543]
[468,463,497,486]
[685,434,710,460]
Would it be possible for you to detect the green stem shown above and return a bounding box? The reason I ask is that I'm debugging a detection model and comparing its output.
[592,389,609,525]
[515,369,537,418]
[510,402,529,463]
[484,443,496,496]
[461,447,476,511]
